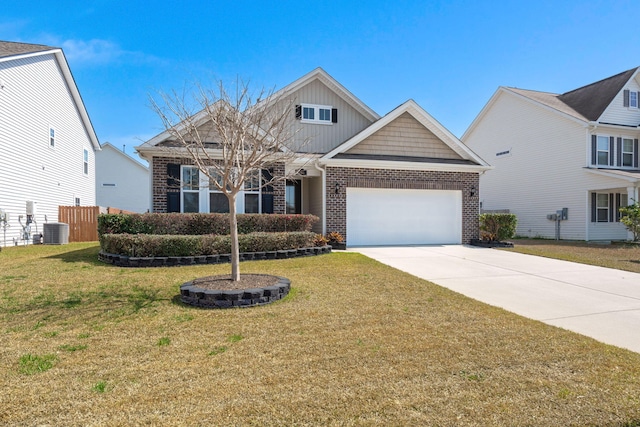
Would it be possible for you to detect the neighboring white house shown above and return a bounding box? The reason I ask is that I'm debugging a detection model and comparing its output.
[463,67,640,241]
[96,142,149,213]
[137,68,490,246]
[0,40,100,247]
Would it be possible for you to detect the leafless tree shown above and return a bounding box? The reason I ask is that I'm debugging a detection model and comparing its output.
[149,79,307,281]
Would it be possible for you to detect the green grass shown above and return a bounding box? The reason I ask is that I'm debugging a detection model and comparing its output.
[1,242,640,426]
[505,238,640,272]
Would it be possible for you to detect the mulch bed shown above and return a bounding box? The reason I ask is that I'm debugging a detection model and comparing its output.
[191,274,281,290]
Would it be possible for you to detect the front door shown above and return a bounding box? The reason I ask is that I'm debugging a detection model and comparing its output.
[286,180,301,214]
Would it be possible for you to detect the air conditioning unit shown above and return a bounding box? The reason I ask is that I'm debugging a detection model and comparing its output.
[43,222,69,245]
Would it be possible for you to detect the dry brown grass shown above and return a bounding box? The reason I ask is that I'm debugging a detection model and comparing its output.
[506,239,640,273]
[1,243,640,426]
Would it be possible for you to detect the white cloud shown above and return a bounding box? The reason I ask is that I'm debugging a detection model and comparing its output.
[61,39,124,64]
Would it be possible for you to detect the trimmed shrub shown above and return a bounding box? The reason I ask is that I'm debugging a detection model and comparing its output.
[98,213,318,237]
[479,213,517,242]
[100,232,317,257]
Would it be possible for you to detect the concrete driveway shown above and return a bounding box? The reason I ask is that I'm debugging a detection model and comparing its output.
[352,245,640,354]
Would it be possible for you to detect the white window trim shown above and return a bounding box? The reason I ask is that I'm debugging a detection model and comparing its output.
[180,166,265,213]
[595,193,609,223]
[596,135,610,166]
[621,138,635,168]
[49,126,56,149]
[630,91,638,108]
[83,149,89,176]
[300,103,333,125]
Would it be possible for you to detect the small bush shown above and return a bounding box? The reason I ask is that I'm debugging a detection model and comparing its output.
[100,231,317,257]
[326,232,344,244]
[98,213,318,237]
[620,202,640,241]
[479,213,517,242]
[314,234,329,246]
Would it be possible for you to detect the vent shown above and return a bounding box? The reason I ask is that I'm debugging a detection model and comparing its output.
[43,223,69,245]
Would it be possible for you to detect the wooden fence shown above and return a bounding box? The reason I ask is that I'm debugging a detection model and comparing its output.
[58,206,135,242]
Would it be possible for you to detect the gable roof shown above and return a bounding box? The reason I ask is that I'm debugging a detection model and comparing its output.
[557,67,638,121]
[269,67,380,122]
[323,99,490,171]
[463,67,640,140]
[99,142,149,171]
[0,40,100,151]
[0,41,54,58]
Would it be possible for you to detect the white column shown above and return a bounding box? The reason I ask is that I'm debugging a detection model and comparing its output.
[628,186,638,206]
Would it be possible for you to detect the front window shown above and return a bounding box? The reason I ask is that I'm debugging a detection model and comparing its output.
[596,193,609,222]
[622,138,634,167]
[244,170,261,213]
[302,106,315,120]
[631,92,638,108]
[597,136,609,166]
[182,167,200,213]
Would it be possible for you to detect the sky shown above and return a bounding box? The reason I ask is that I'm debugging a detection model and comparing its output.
[4,0,640,163]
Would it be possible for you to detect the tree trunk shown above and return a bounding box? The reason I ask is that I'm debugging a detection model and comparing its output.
[228,192,240,281]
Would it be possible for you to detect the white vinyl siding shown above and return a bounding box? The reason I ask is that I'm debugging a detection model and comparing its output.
[0,53,96,246]
[464,91,599,240]
[95,144,150,213]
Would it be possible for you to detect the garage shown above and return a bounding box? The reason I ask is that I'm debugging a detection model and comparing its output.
[346,188,462,246]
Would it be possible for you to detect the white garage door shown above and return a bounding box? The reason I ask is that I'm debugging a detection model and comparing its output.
[346,188,462,246]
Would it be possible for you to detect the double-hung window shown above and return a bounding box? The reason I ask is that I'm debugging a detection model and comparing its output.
[596,136,610,166]
[49,127,56,148]
[622,138,635,167]
[208,169,229,213]
[83,149,89,175]
[596,193,609,222]
[182,167,200,213]
[243,170,261,213]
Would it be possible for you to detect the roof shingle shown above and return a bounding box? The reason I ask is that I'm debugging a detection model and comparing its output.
[0,40,55,59]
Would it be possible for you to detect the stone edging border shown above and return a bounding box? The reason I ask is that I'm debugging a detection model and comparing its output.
[180,275,290,309]
[97,245,332,267]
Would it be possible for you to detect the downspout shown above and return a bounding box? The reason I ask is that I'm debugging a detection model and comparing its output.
[312,160,327,235]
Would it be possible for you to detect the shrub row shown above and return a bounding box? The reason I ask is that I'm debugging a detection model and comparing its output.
[479,213,517,242]
[99,231,317,257]
[97,213,318,237]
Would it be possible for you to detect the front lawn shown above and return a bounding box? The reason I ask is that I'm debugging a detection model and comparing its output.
[505,239,640,273]
[1,243,640,426]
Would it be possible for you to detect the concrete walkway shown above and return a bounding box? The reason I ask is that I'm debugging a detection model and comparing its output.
[352,245,640,354]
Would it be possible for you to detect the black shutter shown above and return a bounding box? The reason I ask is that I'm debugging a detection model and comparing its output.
[295,105,302,120]
[591,193,597,222]
[609,193,615,222]
[615,193,621,222]
[624,89,630,107]
[609,136,615,166]
[617,137,622,166]
[261,168,274,214]
[634,139,639,168]
[166,163,181,212]
[591,135,597,165]
[167,163,180,188]
[167,192,180,213]
[331,108,338,123]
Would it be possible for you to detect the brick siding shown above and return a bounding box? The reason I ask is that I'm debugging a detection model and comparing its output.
[325,166,480,244]
[151,156,286,214]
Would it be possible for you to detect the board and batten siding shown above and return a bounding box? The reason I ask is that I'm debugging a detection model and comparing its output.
[0,53,96,246]
[599,76,640,126]
[345,112,463,159]
[464,90,606,240]
[290,79,374,154]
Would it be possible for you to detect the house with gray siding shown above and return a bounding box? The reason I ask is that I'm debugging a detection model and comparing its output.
[0,41,100,247]
[137,68,490,246]
[463,67,640,241]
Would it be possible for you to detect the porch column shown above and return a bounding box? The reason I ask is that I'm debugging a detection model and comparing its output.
[627,186,638,206]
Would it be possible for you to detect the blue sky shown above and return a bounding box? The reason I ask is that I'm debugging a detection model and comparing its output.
[4,1,640,162]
